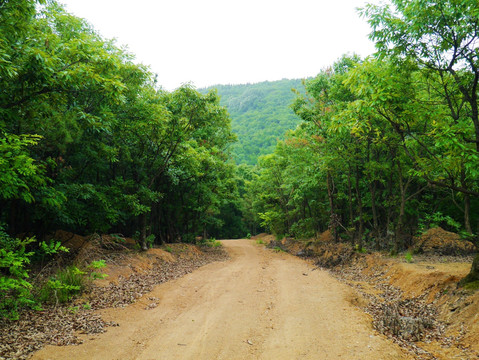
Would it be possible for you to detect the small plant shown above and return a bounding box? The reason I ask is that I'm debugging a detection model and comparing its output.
[404,251,414,263]
[355,244,367,253]
[83,302,92,310]
[246,233,252,239]
[197,237,222,248]
[0,227,36,320]
[273,246,284,253]
[38,266,85,304]
[256,239,265,245]
[88,260,108,280]
[165,246,173,253]
[145,234,155,248]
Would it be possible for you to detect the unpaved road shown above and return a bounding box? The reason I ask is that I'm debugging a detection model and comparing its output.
[33,240,410,360]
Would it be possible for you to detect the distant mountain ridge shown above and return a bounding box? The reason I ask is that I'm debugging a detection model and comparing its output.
[200,78,306,165]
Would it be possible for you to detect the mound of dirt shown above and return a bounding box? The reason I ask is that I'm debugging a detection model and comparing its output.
[317,229,334,243]
[272,233,356,268]
[414,227,476,256]
[310,242,356,268]
[330,253,479,359]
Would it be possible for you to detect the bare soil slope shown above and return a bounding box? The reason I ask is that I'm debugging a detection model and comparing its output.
[32,240,409,360]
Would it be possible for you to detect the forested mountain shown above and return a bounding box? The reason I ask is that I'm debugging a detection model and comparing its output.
[201,79,305,165]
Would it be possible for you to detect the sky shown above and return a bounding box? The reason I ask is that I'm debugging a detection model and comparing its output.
[59,0,381,91]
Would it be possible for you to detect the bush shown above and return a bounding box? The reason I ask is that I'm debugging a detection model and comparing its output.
[38,266,85,304]
[37,260,107,305]
[197,237,222,248]
[0,229,36,320]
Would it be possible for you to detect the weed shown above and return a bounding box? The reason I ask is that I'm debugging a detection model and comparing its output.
[165,246,173,253]
[273,246,284,253]
[404,251,413,263]
[88,260,108,280]
[256,239,265,245]
[197,237,222,248]
[83,302,92,310]
[355,244,367,253]
[38,266,85,304]
[246,233,252,239]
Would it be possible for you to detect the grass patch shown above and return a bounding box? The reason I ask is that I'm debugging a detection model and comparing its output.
[462,280,479,291]
[197,238,222,248]
[38,266,85,304]
[255,239,265,245]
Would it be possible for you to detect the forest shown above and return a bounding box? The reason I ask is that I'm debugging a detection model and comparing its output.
[1,0,479,322]
[200,79,304,165]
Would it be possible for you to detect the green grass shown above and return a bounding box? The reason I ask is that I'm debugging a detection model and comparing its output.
[38,266,85,304]
[463,280,479,291]
[255,239,265,245]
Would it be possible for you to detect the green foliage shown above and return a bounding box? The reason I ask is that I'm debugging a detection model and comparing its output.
[38,266,85,304]
[418,212,461,234]
[0,0,240,246]
[255,239,265,245]
[87,260,107,280]
[0,228,35,320]
[404,252,414,263]
[38,260,107,304]
[201,79,305,165]
[197,237,222,248]
[462,281,479,291]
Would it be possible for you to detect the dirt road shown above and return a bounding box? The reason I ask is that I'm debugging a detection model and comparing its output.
[33,240,410,360]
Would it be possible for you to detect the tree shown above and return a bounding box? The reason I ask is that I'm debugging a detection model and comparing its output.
[363,0,479,282]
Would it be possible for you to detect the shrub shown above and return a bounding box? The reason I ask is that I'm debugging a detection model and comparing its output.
[0,229,36,320]
[38,266,85,304]
[88,259,107,280]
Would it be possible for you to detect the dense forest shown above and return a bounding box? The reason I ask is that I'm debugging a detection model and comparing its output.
[0,0,245,318]
[1,0,479,321]
[200,79,304,165]
[243,1,479,284]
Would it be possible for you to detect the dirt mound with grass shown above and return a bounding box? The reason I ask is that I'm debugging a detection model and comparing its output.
[272,231,356,268]
[414,227,476,256]
[331,252,479,359]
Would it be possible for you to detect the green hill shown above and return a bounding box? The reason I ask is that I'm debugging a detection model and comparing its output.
[201,78,306,165]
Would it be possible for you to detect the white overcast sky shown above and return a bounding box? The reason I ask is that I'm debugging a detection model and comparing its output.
[59,0,382,91]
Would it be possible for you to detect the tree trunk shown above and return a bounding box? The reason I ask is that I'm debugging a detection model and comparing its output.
[464,194,472,234]
[370,181,380,249]
[355,164,364,250]
[326,171,338,242]
[139,212,148,251]
[460,252,479,285]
